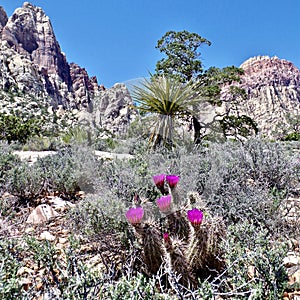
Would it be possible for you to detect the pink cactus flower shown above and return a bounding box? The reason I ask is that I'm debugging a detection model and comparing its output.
[153,174,166,189]
[156,195,172,212]
[187,208,204,226]
[125,207,144,224]
[166,175,180,188]
[163,232,169,241]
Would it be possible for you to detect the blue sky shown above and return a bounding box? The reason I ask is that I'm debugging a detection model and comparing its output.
[1,0,300,88]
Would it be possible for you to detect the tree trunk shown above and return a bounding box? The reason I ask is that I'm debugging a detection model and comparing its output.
[192,115,202,144]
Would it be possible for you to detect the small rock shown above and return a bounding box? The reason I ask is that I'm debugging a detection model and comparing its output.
[247,265,255,279]
[58,237,68,244]
[40,231,56,241]
[76,191,85,197]
[25,227,35,234]
[48,197,75,212]
[283,252,300,267]
[17,266,34,276]
[26,204,59,224]
[18,277,32,291]
[289,269,300,285]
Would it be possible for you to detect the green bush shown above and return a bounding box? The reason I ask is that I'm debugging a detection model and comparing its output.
[282,131,300,141]
[100,273,168,300]
[0,238,23,299]
[0,114,41,144]
[34,145,100,197]
[70,192,128,236]
[21,135,63,151]
[0,236,105,299]
[3,145,101,202]
[218,221,288,299]
[5,162,44,201]
[198,140,300,237]
[0,143,21,193]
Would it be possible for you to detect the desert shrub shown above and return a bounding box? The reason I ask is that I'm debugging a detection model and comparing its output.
[0,143,21,194]
[214,221,288,299]
[21,135,63,151]
[0,236,105,300]
[34,145,101,196]
[198,140,300,237]
[3,145,101,202]
[60,126,92,146]
[0,238,24,299]
[5,162,44,201]
[0,113,41,144]
[70,192,128,236]
[97,145,207,204]
[100,273,167,300]
[282,131,300,141]
[98,154,159,204]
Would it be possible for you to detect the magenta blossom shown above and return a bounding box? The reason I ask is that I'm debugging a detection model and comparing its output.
[163,232,169,241]
[187,208,204,226]
[125,207,144,224]
[156,195,172,212]
[153,174,166,190]
[166,175,180,188]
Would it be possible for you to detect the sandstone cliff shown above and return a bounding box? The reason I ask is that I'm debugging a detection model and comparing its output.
[0,2,134,135]
[232,56,300,137]
[207,55,299,140]
[0,3,299,140]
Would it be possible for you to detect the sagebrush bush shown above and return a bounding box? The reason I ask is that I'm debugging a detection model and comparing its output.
[34,145,100,196]
[0,238,23,299]
[2,144,102,202]
[0,143,21,194]
[0,236,106,300]
[70,192,128,236]
[201,139,300,238]
[5,162,44,201]
[218,221,288,299]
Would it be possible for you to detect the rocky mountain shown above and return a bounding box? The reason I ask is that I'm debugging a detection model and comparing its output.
[233,56,300,137]
[0,3,299,140]
[0,2,134,135]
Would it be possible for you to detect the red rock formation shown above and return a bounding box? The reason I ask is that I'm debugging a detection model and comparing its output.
[0,3,135,135]
[1,3,71,87]
[70,63,99,108]
[0,2,102,109]
[239,56,300,91]
[222,56,300,137]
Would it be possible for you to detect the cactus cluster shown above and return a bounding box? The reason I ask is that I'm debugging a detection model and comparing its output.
[125,174,226,288]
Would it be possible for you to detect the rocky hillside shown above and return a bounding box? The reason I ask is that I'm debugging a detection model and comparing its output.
[223,56,300,138]
[0,2,134,135]
[0,3,299,139]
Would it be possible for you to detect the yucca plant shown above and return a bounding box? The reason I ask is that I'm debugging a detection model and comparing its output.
[132,75,203,149]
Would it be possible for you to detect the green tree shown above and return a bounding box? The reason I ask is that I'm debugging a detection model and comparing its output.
[193,66,258,142]
[0,114,41,144]
[278,114,300,141]
[155,30,257,143]
[155,30,211,82]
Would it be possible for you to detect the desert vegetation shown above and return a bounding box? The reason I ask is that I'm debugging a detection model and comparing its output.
[0,136,299,299]
[0,29,299,299]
